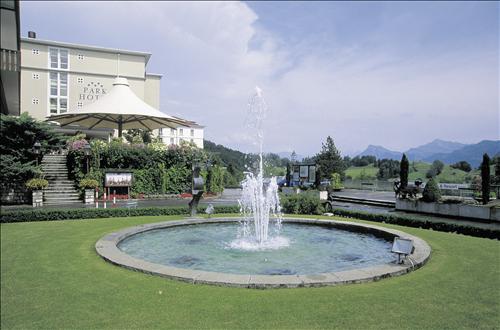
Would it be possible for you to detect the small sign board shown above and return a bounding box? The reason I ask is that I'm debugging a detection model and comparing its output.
[438,183,470,190]
[105,172,133,187]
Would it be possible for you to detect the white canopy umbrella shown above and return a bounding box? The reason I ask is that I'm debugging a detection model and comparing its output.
[47,77,193,137]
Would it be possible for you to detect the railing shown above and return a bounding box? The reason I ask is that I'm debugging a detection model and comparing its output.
[0,49,20,72]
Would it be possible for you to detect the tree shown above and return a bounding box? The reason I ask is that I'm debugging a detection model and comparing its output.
[422,177,441,202]
[400,154,409,189]
[450,161,472,173]
[0,113,66,198]
[426,160,444,178]
[492,156,500,185]
[314,136,345,180]
[376,159,400,180]
[481,153,490,205]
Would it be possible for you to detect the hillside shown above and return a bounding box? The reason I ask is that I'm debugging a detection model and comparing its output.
[346,161,472,183]
[423,140,500,167]
[358,145,402,160]
[406,139,466,160]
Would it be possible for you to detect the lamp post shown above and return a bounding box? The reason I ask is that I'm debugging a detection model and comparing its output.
[33,141,41,166]
[83,144,91,174]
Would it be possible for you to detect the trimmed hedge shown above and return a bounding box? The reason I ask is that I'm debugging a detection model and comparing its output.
[0,205,240,223]
[329,208,500,240]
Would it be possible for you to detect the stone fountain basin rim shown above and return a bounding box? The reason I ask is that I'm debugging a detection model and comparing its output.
[95,217,431,288]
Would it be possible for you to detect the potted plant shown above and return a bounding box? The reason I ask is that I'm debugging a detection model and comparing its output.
[79,178,99,204]
[25,178,49,207]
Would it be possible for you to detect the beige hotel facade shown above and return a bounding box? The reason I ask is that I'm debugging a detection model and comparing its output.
[20,34,204,148]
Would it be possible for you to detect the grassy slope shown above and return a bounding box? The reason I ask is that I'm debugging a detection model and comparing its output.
[345,164,379,180]
[347,162,472,183]
[2,215,499,329]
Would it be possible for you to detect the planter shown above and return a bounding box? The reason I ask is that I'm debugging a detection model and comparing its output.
[84,189,95,204]
[32,190,43,207]
[396,199,496,221]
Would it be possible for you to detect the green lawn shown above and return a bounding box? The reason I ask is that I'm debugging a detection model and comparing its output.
[2,215,499,329]
[346,161,472,183]
[345,164,379,180]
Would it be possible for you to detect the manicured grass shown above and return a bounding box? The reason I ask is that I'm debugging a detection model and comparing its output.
[345,164,379,180]
[1,215,499,329]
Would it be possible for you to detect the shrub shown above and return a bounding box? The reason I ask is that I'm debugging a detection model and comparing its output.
[422,178,441,202]
[0,205,240,223]
[280,192,324,215]
[25,178,48,190]
[330,173,342,190]
[79,178,99,189]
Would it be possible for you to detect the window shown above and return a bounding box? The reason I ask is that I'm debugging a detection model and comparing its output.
[32,98,39,105]
[170,128,175,135]
[77,54,84,60]
[158,128,163,136]
[49,47,69,70]
[170,138,174,144]
[32,49,39,55]
[32,73,40,80]
[190,139,194,143]
[77,77,84,84]
[190,129,194,137]
[49,72,69,114]
[179,128,183,136]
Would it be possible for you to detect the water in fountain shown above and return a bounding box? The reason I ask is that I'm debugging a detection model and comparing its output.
[230,87,288,251]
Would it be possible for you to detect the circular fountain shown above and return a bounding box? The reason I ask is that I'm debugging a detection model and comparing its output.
[95,87,430,288]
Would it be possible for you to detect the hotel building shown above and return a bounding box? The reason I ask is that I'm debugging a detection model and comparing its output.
[19,33,203,147]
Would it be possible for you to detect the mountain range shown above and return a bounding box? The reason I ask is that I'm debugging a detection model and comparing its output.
[357,139,500,167]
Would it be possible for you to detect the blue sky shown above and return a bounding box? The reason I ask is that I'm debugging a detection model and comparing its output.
[21,1,498,156]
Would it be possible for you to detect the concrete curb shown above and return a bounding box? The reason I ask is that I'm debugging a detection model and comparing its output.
[95,217,431,289]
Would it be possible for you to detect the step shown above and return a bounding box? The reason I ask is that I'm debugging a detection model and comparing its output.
[44,200,82,205]
[44,193,80,198]
[45,188,78,192]
[44,195,80,199]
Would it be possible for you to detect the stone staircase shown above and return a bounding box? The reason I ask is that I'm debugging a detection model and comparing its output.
[42,154,81,205]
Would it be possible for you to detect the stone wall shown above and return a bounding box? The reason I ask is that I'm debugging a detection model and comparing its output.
[1,184,30,205]
[396,199,499,221]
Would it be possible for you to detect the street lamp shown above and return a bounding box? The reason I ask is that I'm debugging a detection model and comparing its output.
[83,144,91,174]
[33,141,41,166]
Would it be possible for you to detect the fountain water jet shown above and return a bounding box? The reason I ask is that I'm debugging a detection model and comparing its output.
[234,87,286,249]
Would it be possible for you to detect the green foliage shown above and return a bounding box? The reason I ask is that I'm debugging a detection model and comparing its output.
[330,173,342,189]
[123,129,152,144]
[426,160,445,178]
[78,178,99,189]
[25,178,48,190]
[314,136,345,180]
[480,153,490,205]
[0,113,66,194]
[376,159,400,180]
[400,154,409,188]
[280,192,324,215]
[0,205,240,223]
[206,165,225,193]
[450,161,472,173]
[422,177,441,202]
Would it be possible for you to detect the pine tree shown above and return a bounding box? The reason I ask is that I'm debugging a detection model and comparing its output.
[481,153,490,205]
[400,154,409,188]
[314,136,345,180]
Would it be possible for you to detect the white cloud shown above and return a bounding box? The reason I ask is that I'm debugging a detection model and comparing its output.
[21,1,498,156]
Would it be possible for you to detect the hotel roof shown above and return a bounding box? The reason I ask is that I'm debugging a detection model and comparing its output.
[21,37,152,64]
